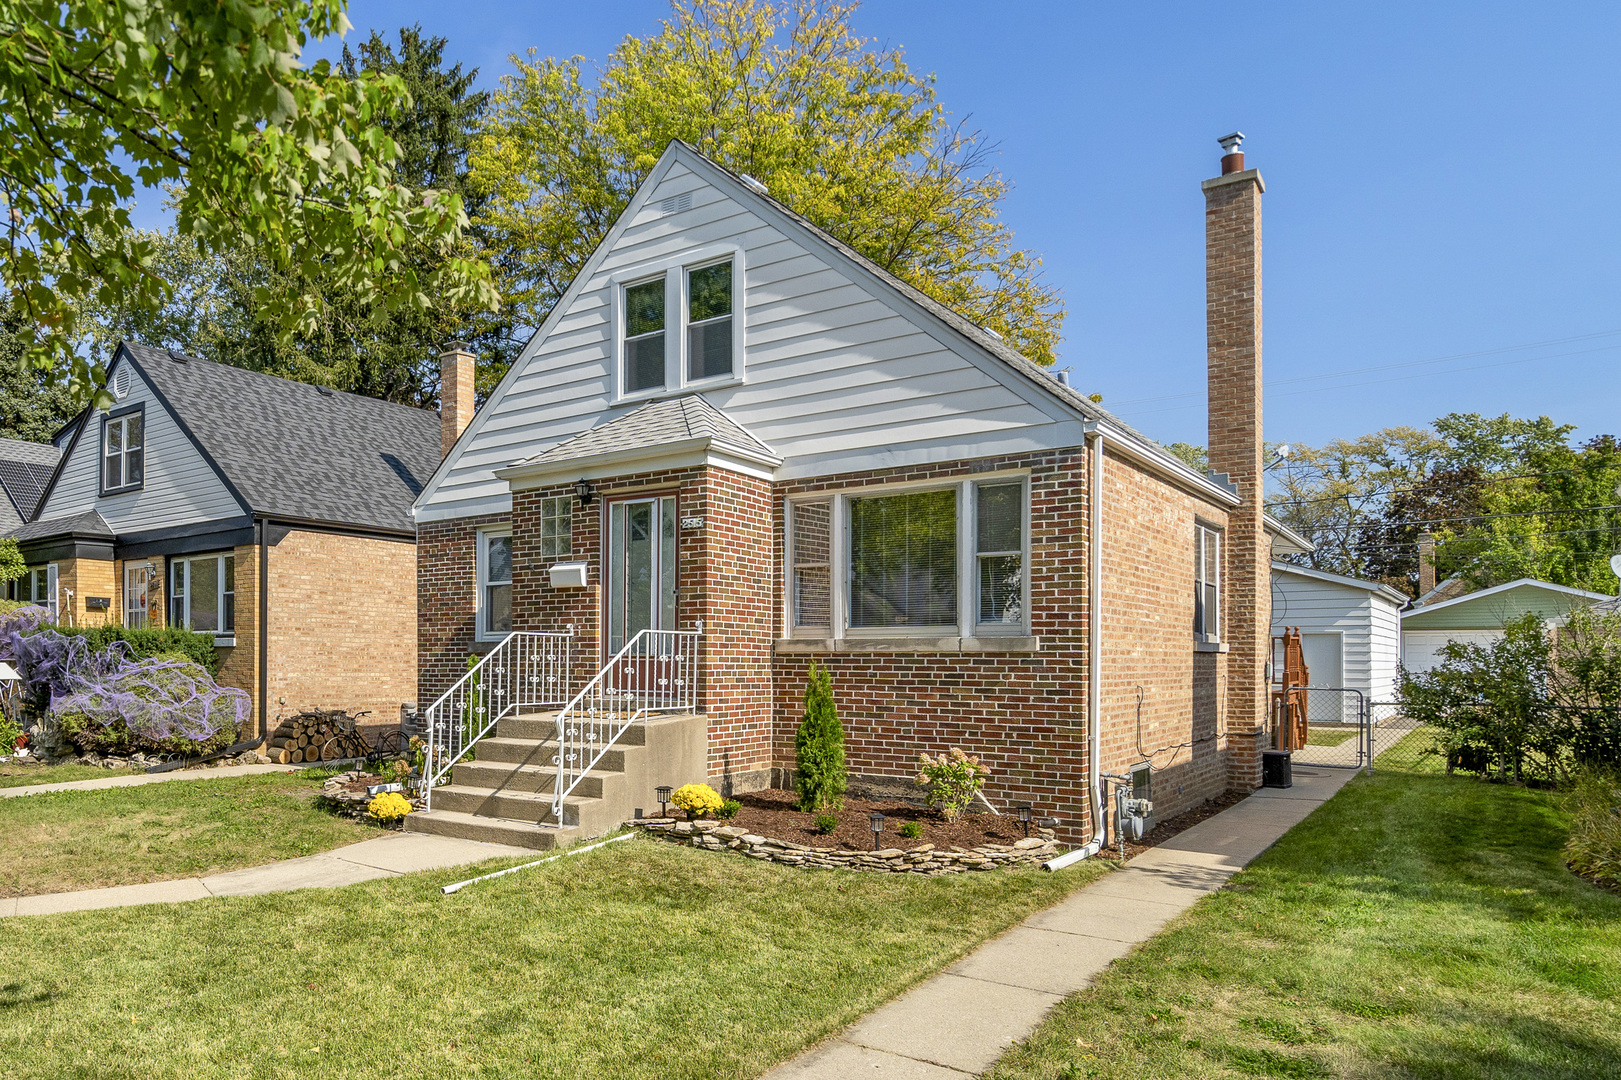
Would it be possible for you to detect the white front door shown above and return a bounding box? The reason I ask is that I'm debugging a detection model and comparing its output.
[606,496,677,654]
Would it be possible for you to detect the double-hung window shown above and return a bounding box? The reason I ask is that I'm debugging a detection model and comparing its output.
[21,565,57,620]
[1194,523,1221,642]
[478,529,513,639]
[101,408,144,494]
[169,553,235,636]
[617,252,740,398]
[789,476,1030,639]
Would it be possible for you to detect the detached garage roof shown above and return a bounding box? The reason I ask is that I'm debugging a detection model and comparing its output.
[1401,578,1612,631]
[1272,561,1408,606]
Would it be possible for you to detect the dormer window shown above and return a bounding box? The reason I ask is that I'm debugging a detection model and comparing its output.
[615,247,743,401]
[623,278,667,394]
[687,260,733,381]
[101,407,144,495]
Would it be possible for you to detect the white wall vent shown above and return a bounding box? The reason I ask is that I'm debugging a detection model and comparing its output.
[112,368,129,400]
[659,192,692,216]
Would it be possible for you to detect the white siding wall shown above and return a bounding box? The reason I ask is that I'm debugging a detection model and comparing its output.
[419,157,1083,522]
[35,359,243,530]
[1271,570,1402,703]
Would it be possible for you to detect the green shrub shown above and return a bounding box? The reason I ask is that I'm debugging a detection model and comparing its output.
[0,711,21,754]
[57,625,219,676]
[795,660,846,812]
[899,820,923,840]
[813,812,837,835]
[1565,768,1621,890]
[718,798,741,820]
[915,748,991,822]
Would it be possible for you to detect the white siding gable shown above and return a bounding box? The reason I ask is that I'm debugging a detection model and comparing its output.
[35,357,244,531]
[1271,566,1403,703]
[417,148,1086,522]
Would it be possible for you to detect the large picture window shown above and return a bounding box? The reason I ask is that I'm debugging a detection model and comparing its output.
[101,409,144,494]
[169,553,235,636]
[1194,523,1221,642]
[478,529,513,639]
[849,488,959,628]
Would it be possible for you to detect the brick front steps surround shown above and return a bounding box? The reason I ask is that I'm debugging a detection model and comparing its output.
[629,817,1062,873]
[404,710,708,852]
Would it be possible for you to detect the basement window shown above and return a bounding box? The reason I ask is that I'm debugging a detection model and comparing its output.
[1194,522,1221,642]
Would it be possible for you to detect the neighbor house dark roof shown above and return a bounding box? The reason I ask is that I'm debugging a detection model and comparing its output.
[513,395,779,471]
[114,342,441,534]
[0,437,61,522]
[11,508,114,543]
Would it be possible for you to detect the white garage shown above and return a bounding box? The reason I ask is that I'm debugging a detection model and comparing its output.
[1399,578,1613,675]
[1271,562,1407,705]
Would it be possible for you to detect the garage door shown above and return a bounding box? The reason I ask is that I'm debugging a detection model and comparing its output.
[1402,629,1502,673]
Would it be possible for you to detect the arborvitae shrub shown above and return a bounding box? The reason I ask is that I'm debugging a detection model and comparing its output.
[795,660,846,812]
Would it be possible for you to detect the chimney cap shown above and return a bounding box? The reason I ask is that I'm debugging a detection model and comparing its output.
[440,340,472,355]
[1218,132,1245,154]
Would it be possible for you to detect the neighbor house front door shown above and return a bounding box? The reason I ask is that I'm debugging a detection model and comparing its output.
[606,495,677,654]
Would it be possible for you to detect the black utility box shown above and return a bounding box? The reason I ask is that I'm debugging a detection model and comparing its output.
[1262,750,1293,789]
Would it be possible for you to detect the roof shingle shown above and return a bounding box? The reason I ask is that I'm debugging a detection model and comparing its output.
[517,396,779,470]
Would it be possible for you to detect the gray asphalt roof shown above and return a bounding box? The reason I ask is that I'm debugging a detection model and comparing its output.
[118,342,440,534]
[517,395,779,469]
[12,508,113,542]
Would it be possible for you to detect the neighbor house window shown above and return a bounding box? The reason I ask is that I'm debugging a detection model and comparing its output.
[539,497,572,560]
[1194,523,1221,641]
[478,529,513,639]
[124,564,150,629]
[849,488,959,629]
[623,278,666,394]
[170,553,235,635]
[791,500,831,630]
[101,409,144,494]
[687,260,733,381]
[976,482,1024,626]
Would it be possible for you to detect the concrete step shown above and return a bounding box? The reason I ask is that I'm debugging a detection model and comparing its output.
[403,808,578,851]
[452,759,608,799]
[496,713,651,746]
[472,736,628,772]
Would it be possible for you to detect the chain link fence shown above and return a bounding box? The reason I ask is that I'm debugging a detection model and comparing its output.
[1368,701,1445,773]
[1277,687,1367,769]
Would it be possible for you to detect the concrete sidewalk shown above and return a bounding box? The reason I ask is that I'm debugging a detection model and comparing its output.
[1,831,534,918]
[762,767,1360,1079]
[1,762,302,799]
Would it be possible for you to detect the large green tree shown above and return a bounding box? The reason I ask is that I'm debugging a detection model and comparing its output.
[0,311,78,441]
[470,0,1064,389]
[0,0,495,405]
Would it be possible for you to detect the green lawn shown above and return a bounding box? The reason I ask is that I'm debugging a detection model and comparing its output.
[0,760,143,788]
[1305,727,1357,747]
[0,836,1107,1080]
[0,771,374,897]
[987,772,1621,1080]
[1376,723,1447,773]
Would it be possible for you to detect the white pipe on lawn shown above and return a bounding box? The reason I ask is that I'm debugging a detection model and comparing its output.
[1043,839,1102,871]
[1088,428,1109,853]
[440,831,634,895]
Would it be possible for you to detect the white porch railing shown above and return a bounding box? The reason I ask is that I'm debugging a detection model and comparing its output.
[423,631,573,810]
[551,628,701,818]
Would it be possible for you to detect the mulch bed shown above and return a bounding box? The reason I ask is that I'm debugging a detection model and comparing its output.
[724,788,1031,851]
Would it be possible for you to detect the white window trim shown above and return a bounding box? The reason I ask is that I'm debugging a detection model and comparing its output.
[785,470,1032,641]
[609,243,746,405]
[124,564,150,629]
[475,526,514,642]
[168,552,236,640]
[1194,521,1222,644]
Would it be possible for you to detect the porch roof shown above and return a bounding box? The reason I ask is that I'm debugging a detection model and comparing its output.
[497,396,782,486]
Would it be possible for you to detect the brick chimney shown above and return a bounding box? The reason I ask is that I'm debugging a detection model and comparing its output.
[439,341,475,458]
[1417,532,1436,596]
[1202,132,1269,791]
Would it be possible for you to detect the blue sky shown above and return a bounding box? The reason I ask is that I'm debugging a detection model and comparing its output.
[245,0,1621,451]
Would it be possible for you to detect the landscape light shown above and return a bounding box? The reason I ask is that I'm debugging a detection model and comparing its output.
[869,811,885,850]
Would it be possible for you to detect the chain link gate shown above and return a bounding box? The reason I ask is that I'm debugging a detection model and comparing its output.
[1271,685,1370,770]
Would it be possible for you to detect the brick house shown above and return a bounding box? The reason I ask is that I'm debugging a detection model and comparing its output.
[7,342,439,737]
[410,135,1294,849]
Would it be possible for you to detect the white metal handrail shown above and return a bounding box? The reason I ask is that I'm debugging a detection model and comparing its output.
[424,631,573,810]
[551,628,701,818]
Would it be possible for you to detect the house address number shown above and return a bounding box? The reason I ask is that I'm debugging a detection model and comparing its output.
[680,516,705,530]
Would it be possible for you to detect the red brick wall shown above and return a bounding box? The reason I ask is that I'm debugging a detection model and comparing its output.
[417,512,508,707]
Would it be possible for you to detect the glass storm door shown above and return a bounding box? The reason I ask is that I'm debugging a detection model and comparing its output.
[607,496,677,653]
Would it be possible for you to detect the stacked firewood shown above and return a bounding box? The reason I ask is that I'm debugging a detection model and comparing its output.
[268,708,360,764]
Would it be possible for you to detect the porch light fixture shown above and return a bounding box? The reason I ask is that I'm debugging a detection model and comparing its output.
[575,478,596,506]
[656,785,672,818]
[869,811,885,850]
[1017,804,1033,838]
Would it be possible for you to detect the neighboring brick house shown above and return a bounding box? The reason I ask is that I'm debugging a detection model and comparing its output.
[413,135,1293,847]
[7,342,440,737]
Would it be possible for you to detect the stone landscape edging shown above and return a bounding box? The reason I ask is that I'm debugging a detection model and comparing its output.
[627,817,1061,873]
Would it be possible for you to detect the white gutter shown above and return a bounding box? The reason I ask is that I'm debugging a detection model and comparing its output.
[1087,428,1107,854]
